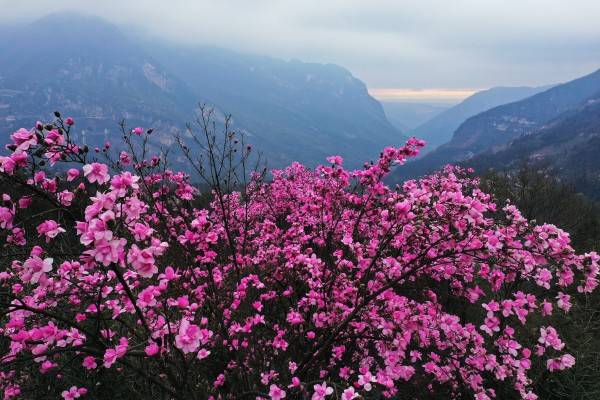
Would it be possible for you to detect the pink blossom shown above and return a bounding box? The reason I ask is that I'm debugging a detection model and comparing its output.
[312,382,334,400]
[127,245,157,278]
[67,169,80,182]
[556,292,572,311]
[0,206,13,229]
[82,163,110,184]
[175,319,201,354]
[145,342,160,357]
[103,338,128,368]
[341,387,358,400]
[21,256,53,284]
[36,220,66,242]
[269,384,286,400]
[82,356,97,370]
[197,348,211,360]
[61,386,87,400]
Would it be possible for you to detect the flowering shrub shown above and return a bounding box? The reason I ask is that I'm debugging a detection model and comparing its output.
[0,110,598,399]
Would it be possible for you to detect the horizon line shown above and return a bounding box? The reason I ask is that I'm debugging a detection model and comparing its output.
[368,87,482,103]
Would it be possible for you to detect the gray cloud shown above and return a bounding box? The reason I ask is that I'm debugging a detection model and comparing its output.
[1,0,599,89]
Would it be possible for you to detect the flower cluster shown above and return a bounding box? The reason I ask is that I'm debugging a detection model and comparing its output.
[0,116,597,399]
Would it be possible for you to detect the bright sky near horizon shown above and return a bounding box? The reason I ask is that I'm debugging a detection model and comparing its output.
[1,0,599,102]
[368,88,480,103]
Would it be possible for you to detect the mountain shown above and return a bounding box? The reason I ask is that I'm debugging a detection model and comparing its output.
[391,68,600,182]
[0,14,197,156]
[468,95,600,199]
[380,102,450,132]
[149,45,404,168]
[409,85,551,153]
[0,13,404,169]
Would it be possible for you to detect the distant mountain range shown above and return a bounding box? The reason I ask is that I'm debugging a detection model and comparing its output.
[391,68,600,193]
[0,15,197,155]
[409,85,551,153]
[0,13,403,169]
[468,94,600,199]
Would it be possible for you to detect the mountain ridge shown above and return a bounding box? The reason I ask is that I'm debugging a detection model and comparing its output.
[390,68,600,182]
[0,13,404,169]
[409,85,552,153]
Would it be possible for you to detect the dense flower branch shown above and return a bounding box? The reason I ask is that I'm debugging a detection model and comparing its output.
[0,110,598,399]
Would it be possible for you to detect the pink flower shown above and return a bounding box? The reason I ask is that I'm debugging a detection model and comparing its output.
[65,117,74,126]
[357,372,376,391]
[110,172,139,197]
[61,386,87,400]
[541,300,553,316]
[197,348,211,360]
[145,342,160,357]
[286,310,304,325]
[22,256,53,283]
[67,169,80,182]
[556,292,572,311]
[547,354,576,371]
[341,387,358,400]
[0,206,14,229]
[37,220,66,242]
[10,128,37,151]
[326,155,343,165]
[539,326,564,351]
[103,338,128,368]
[82,163,110,184]
[119,151,132,165]
[312,382,334,400]
[86,236,126,266]
[175,319,201,354]
[0,152,28,175]
[127,245,157,278]
[132,223,154,241]
[132,127,144,135]
[18,196,32,209]
[82,356,97,370]
[57,190,75,206]
[269,384,286,400]
[45,129,65,146]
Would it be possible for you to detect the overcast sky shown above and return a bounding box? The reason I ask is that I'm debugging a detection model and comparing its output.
[2,0,600,100]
